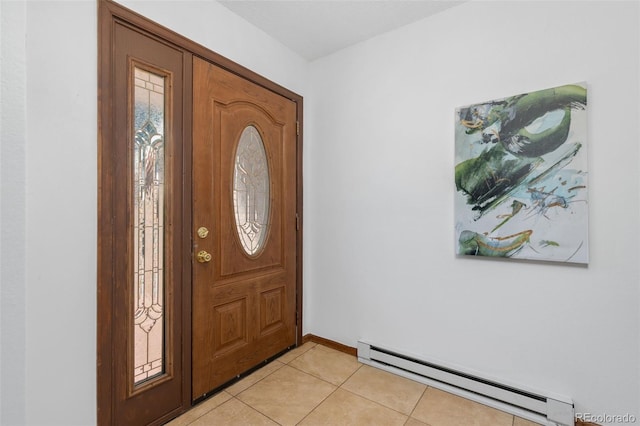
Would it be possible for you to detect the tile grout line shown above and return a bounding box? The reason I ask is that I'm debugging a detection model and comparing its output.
[336,386,413,421]
[230,341,317,398]
[294,385,339,425]
[232,394,284,425]
[231,359,286,397]
[234,343,338,425]
[288,345,423,423]
[406,384,429,424]
[338,364,429,422]
[168,391,234,426]
[174,344,315,425]
[293,346,364,425]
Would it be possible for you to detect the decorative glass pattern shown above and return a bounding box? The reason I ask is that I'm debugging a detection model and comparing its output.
[233,126,270,256]
[133,67,165,385]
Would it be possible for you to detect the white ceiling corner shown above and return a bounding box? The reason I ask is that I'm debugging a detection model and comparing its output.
[217,0,466,61]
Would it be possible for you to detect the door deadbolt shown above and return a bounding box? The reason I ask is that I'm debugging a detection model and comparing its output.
[197,227,209,239]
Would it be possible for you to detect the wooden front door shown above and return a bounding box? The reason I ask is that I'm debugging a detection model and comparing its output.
[191,57,298,399]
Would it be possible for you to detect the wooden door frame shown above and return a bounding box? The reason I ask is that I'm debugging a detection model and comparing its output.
[97,1,304,424]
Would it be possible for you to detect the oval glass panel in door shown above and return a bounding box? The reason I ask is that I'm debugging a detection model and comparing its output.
[233,125,271,256]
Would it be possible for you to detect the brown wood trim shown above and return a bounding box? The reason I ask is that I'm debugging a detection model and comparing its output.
[302,334,357,357]
[295,102,303,346]
[97,2,115,424]
[180,50,194,412]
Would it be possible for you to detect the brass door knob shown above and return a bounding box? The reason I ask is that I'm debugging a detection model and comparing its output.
[196,250,212,263]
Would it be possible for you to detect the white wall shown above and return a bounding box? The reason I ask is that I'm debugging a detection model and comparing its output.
[306,1,639,423]
[0,1,307,425]
[1,1,27,425]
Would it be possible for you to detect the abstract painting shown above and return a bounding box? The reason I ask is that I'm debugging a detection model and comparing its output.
[454,83,589,264]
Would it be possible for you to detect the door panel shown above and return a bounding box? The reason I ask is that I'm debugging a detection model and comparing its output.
[217,102,286,276]
[109,20,186,425]
[192,57,297,399]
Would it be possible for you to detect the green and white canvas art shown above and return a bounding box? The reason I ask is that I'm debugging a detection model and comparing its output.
[454,83,589,264]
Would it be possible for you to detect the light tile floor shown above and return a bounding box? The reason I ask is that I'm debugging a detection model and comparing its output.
[166,342,543,426]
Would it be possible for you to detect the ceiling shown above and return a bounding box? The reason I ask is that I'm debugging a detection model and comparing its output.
[218,1,465,61]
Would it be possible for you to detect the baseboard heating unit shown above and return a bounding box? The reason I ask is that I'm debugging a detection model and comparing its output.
[357,341,574,426]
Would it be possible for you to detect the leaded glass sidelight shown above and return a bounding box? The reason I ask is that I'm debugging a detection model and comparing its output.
[133,67,165,385]
[233,125,271,256]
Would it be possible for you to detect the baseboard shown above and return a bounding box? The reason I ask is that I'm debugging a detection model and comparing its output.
[302,334,357,357]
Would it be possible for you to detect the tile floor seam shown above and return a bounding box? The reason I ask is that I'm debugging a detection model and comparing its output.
[231,359,285,397]
[234,363,338,426]
[169,390,232,426]
[341,364,428,418]
[403,417,430,426]
[285,347,363,389]
[293,384,342,425]
[276,343,317,366]
[407,384,429,421]
[336,386,412,421]
[286,359,347,388]
[232,394,283,425]
[283,351,305,364]
[339,361,364,385]
[414,386,519,426]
